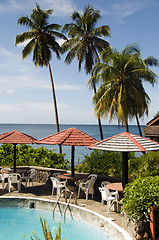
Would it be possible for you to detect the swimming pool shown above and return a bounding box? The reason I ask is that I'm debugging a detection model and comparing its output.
[0,207,111,240]
[0,197,132,240]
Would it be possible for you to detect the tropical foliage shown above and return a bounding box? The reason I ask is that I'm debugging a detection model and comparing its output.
[15,4,67,152]
[29,217,62,240]
[61,5,110,73]
[129,151,159,179]
[61,5,110,140]
[76,149,135,178]
[122,176,159,222]
[0,144,69,169]
[89,44,158,132]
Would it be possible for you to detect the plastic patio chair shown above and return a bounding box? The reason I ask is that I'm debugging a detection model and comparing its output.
[98,186,119,214]
[8,173,21,193]
[101,181,110,187]
[50,177,67,197]
[1,168,12,190]
[22,169,36,187]
[78,174,97,200]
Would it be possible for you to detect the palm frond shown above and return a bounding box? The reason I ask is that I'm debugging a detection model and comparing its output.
[22,39,35,60]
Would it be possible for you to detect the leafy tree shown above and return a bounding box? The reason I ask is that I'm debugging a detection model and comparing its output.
[15,3,67,153]
[122,176,159,222]
[0,144,69,169]
[154,111,159,118]
[76,149,136,178]
[129,151,159,179]
[89,44,158,133]
[61,5,111,140]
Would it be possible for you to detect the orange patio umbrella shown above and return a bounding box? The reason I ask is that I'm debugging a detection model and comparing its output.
[0,130,38,172]
[37,127,98,176]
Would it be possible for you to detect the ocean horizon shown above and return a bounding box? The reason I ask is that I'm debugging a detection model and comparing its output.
[0,123,146,165]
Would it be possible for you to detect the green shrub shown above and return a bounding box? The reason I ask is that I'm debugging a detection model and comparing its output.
[0,144,69,169]
[129,151,159,179]
[122,176,159,222]
[76,150,135,177]
[76,150,136,177]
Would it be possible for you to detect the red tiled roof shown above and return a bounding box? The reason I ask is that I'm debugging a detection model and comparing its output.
[37,127,98,146]
[0,130,37,144]
[88,131,159,152]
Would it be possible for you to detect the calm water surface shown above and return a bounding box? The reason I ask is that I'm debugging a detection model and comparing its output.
[0,207,112,240]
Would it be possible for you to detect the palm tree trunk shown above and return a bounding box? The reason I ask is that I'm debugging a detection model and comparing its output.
[92,80,103,140]
[126,123,129,132]
[135,114,143,137]
[91,45,104,140]
[48,63,62,153]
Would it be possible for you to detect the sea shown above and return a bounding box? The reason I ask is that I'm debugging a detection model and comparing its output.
[0,124,146,165]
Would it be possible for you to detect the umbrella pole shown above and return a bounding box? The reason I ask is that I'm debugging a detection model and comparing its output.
[13,144,17,172]
[122,152,128,189]
[71,145,75,177]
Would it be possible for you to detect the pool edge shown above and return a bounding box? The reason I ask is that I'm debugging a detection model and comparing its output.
[0,196,132,240]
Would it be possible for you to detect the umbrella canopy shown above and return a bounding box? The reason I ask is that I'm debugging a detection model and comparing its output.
[88,132,159,188]
[37,127,98,176]
[0,130,38,172]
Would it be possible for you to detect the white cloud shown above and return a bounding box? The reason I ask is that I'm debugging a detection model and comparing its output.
[0,0,76,16]
[55,83,82,91]
[38,0,76,16]
[103,0,156,23]
[0,103,19,113]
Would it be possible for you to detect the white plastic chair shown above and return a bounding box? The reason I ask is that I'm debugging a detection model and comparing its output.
[98,186,119,214]
[22,169,36,187]
[8,173,21,193]
[78,174,97,200]
[1,168,12,190]
[101,181,110,187]
[50,177,67,197]
[52,172,61,177]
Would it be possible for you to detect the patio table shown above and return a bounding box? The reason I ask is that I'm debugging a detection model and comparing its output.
[106,182,123,192]
[57,173,87,205]
[57,173,86,182]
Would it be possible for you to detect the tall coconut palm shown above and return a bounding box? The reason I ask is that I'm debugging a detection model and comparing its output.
[88,44,158,133]
[61,5,111,140]
[15,3,67,153]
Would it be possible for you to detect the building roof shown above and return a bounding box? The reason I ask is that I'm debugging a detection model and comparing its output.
[146,114,159,127]
[0,130,37,144]
[88,132,159,152]
[37,127,98,146]
[143,126,159,137]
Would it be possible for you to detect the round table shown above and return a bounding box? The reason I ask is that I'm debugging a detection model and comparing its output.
[57,173,86,182]
[106,182,123,192]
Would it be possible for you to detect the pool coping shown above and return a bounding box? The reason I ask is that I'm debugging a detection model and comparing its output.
[0,196,132,240]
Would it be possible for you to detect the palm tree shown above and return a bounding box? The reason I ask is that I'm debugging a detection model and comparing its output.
[88,44,158,133]
[15,3,67,153]
[61,5,111,140]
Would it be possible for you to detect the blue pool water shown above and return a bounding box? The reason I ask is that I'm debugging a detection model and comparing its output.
[0,207,112,240]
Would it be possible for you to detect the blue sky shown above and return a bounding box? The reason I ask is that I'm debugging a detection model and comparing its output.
[0,0,159,125]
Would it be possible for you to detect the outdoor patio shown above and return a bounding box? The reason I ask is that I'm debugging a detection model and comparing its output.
[0,174,128,232]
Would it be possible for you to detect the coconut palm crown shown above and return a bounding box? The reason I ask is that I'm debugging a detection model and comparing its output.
[88,44,158,131]
[15,3,67,66]
[61,5,110,74]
